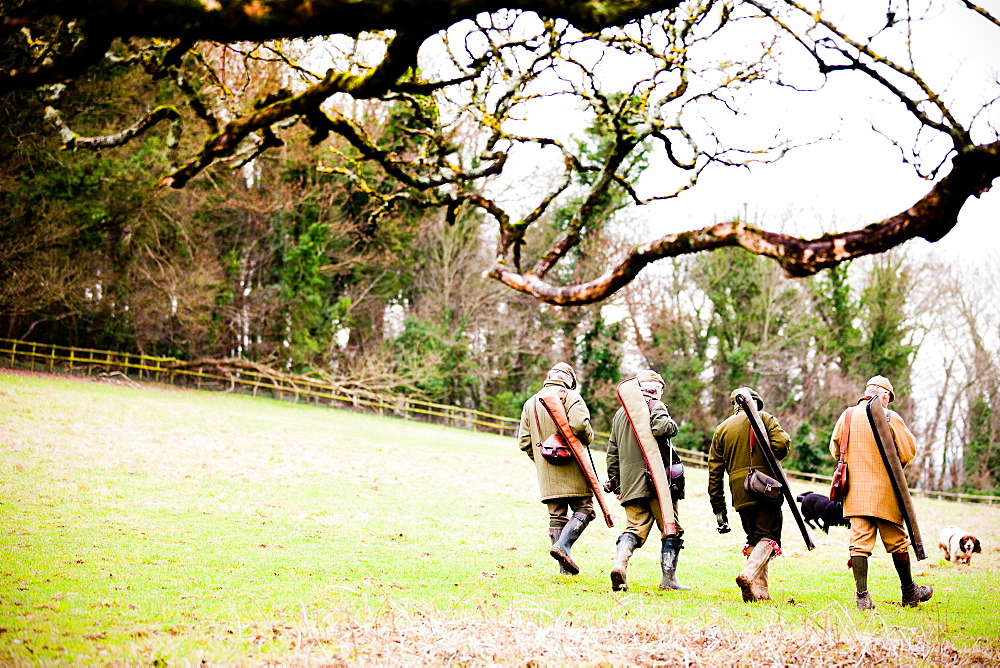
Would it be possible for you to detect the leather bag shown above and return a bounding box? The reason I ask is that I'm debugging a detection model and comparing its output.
[539,433,573,464]
[667,461,686,499]
[744,428,783,502]
[533,398,573,465]
[643,397,686,498]
[745,468,783,501]
[829,407,854,503]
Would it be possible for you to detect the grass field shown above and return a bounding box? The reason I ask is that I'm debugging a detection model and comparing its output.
[2,369,999,665]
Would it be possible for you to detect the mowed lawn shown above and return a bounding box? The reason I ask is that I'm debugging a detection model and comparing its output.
[2,369,999,665]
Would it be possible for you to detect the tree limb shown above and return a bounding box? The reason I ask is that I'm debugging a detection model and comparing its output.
[3,1,686,45]
[1,30,114,92]
[487,140,1000,305]
[45,103,183,151]
[158,28,433,188]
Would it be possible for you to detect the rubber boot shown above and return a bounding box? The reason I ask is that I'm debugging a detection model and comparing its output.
[893,551,933,607]
[659,536,691,590]
[754,558,770,601]
[548,528,572,575]
[549,512,590,576]
[852,555,875,610]
[736,540,774,602]
[611,533,639,591]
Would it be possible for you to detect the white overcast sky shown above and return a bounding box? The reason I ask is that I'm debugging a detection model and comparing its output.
[470,1,1000,265]
[641,1,1000,264]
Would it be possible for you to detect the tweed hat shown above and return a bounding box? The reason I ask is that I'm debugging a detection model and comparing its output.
[547,362,577,389]
[866,375,895,403]
[636,370,665,386]
[730,387,764,410]
[637,370,665,396]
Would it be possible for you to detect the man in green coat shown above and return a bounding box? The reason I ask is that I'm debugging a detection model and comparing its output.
[518,362,596,575]
[605,370,688,592]
[708,387,791,602]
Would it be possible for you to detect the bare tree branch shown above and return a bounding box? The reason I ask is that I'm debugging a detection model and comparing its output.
[2,1,686,45]
[45,104,182,151]
[958,1,1000,28]
[0,29,113,91]
[2,0,998,305]
[488,140,1000,305]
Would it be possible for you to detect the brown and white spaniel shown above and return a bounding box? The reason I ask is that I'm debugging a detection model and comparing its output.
[939,525,982,565]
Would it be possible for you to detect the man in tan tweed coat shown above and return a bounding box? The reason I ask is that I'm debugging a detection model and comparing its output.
[830,375,932,610]
[518,362,596,575]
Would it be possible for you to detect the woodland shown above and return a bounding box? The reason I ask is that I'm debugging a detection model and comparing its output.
[1,0,998,492]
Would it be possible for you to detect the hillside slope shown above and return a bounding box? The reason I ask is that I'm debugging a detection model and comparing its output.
[2,370,998,664]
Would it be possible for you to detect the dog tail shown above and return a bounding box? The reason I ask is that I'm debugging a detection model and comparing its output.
[796,491,812,502]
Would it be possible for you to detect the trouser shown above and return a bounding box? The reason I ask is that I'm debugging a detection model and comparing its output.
[738,504,783,547]
[546,497,595,529]
[848,516,910,556]
[620,498,683,548]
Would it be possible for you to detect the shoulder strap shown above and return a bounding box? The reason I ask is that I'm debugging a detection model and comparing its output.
[646,398,678,464]
[838,407,855,463]
[748,419,757,471]
[531,397,544,441]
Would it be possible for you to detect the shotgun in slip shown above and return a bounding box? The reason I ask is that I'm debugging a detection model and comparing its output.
[733,389,815,551]
[866,396,926,560]
[538,387,614,528]
[614,377,676,536]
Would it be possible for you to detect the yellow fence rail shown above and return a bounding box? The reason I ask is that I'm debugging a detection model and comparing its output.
[1,338,996,505]
[0,337,523,433]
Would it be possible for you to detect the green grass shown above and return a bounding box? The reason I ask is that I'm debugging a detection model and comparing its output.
[1,370,999,664]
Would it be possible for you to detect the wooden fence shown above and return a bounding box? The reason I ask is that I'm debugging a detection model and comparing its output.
[1,337,997,505]
[0,337,522,433]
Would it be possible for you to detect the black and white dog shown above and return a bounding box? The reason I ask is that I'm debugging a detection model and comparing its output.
[796,491,849,534]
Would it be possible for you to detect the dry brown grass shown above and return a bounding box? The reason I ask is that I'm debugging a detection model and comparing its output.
[238,608,1000,666]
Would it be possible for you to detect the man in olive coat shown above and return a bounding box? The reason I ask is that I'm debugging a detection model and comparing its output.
[518,362,596,575]
[708,387,791,602]
[606,370,688,592]
[830,375,932,610]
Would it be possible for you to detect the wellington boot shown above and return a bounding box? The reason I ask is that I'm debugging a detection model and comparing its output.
[751,559,769,600]
[658,537,691,591]
[548,528,571,575]
[611,533,639,592]
[550,512,590,576]
[736,540,774,602]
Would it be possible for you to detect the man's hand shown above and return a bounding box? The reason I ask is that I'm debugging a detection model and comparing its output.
[603,475,619,495]
[716,511,731,534]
